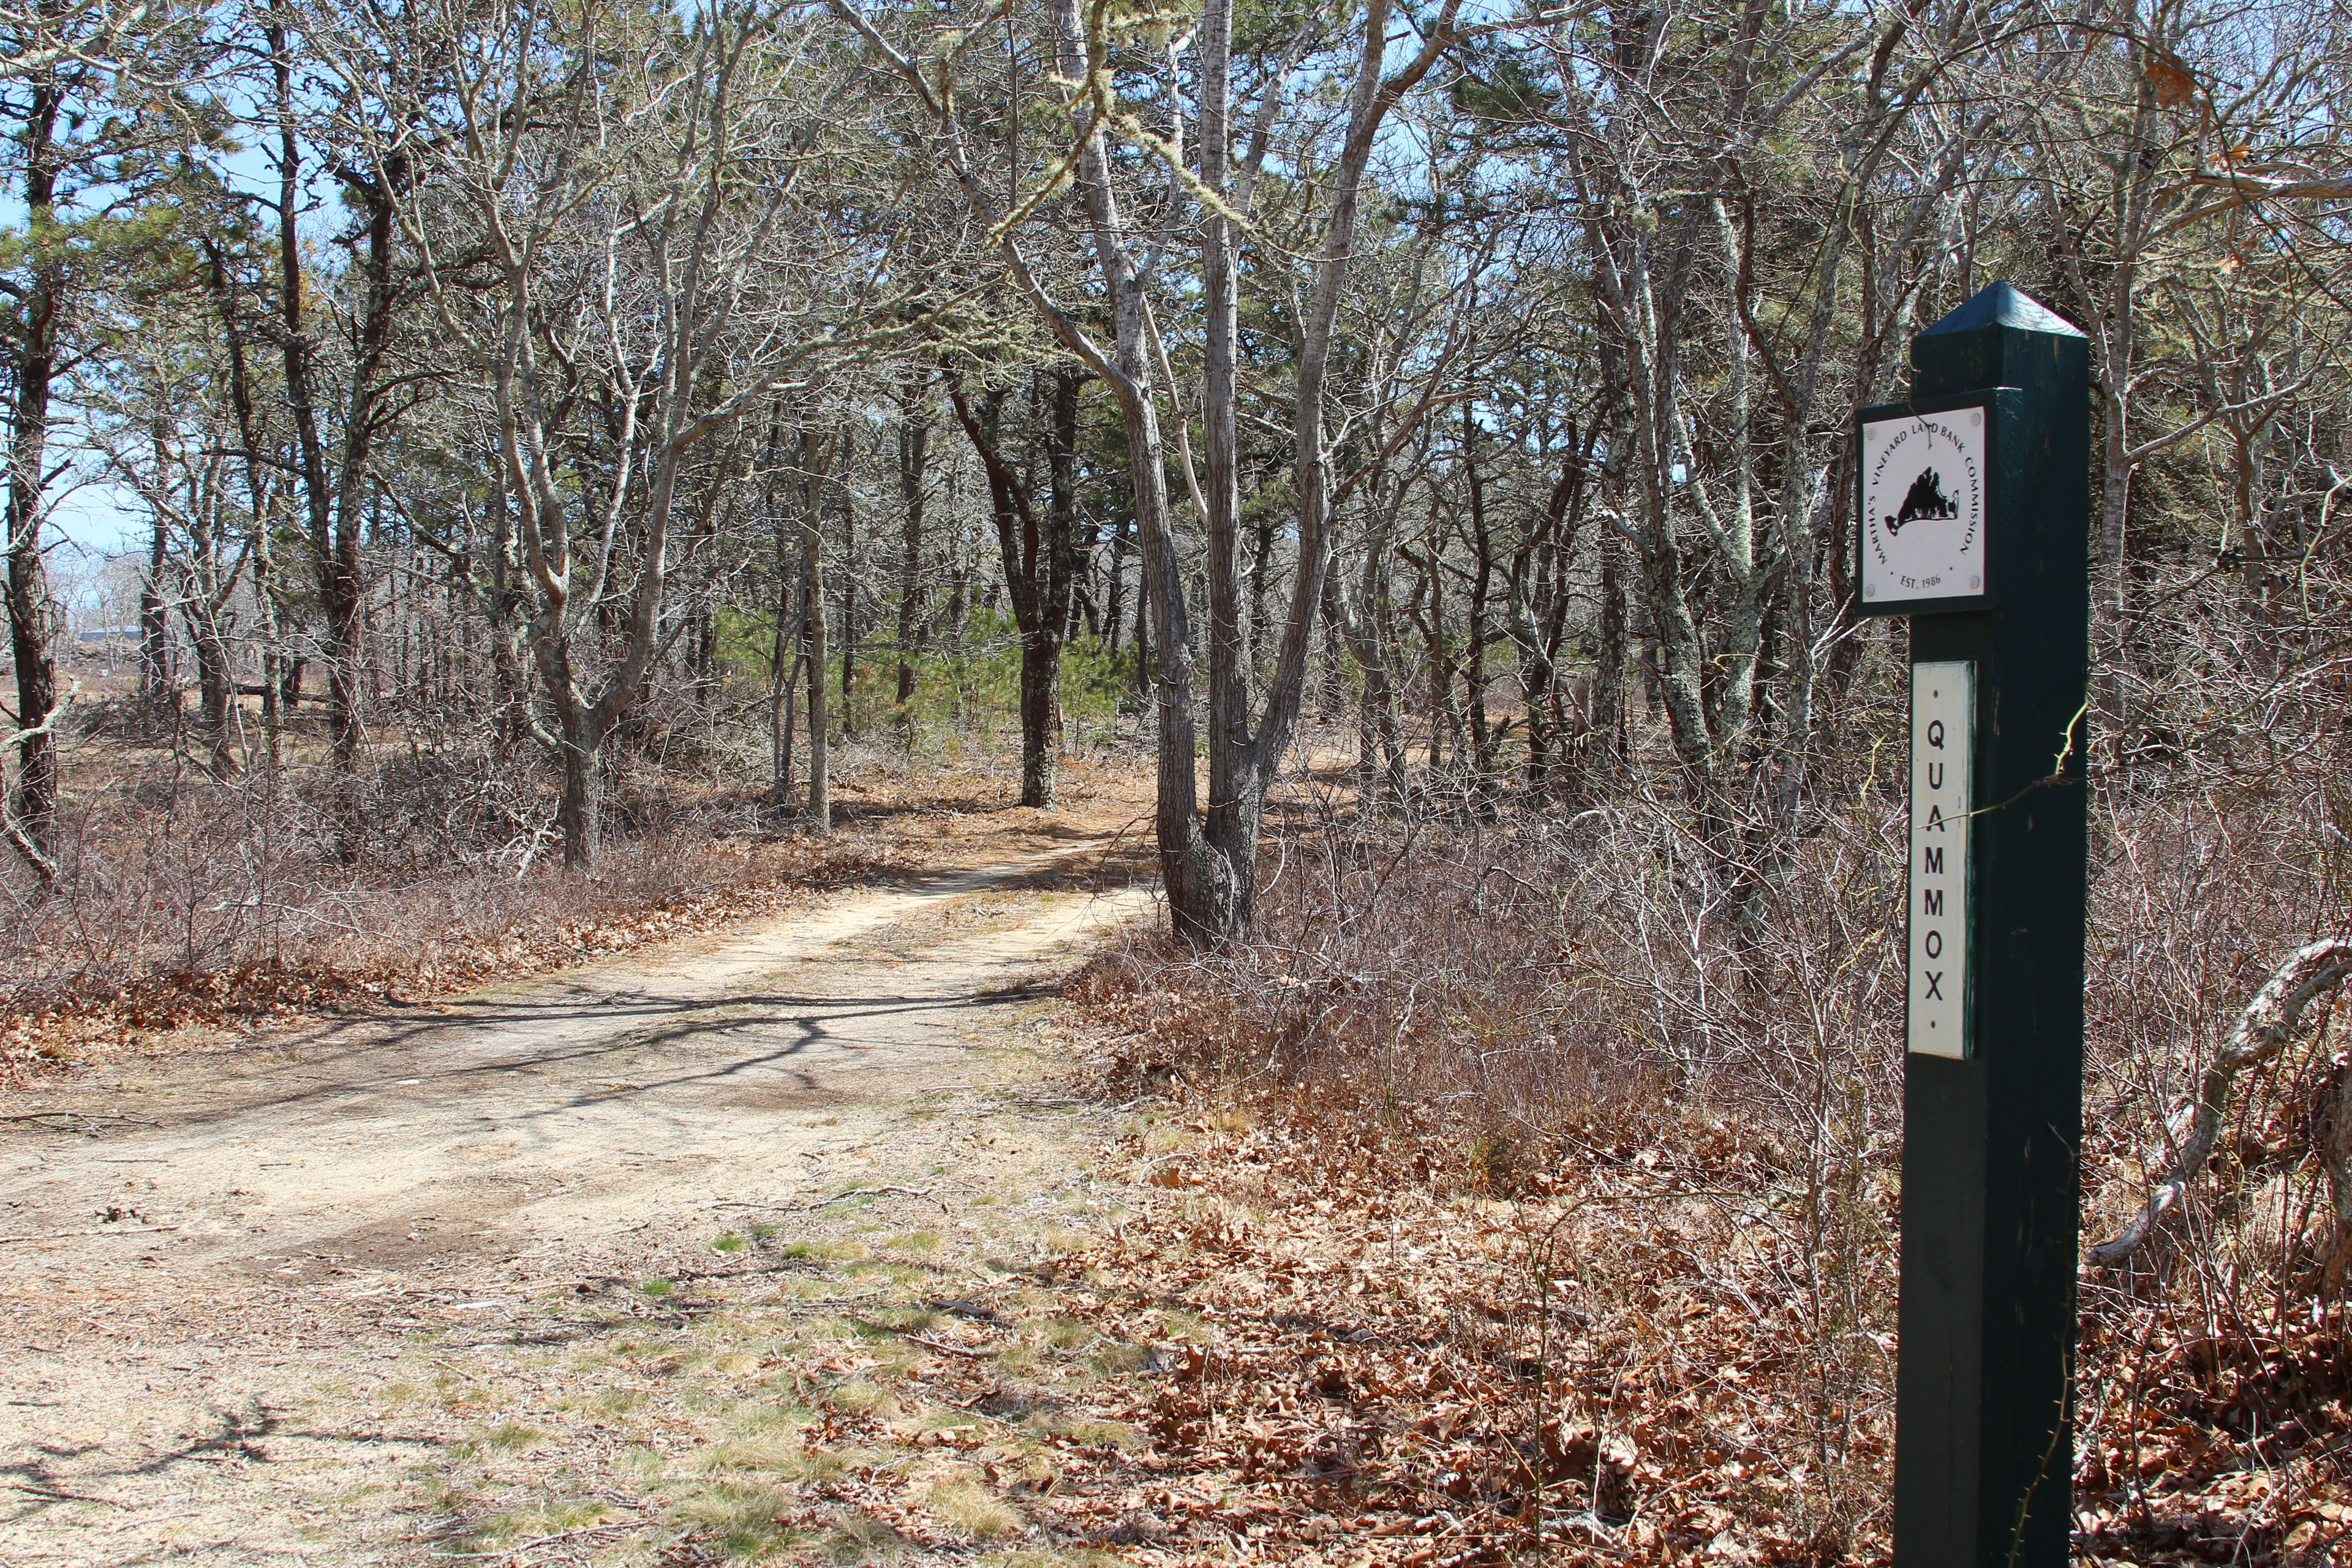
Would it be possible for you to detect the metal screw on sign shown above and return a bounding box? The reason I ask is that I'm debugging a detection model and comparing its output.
[1853,281,2090,1568]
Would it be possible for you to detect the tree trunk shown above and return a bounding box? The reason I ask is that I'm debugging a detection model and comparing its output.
[189,599,236,778]
[1512,441,1586,796]
[4,64,62,857]
[780,656,802,802]
[945,366,1079,809]
[1412,548,1464,788]
[1460,404,1499,805]
[1181,0,1452,943]
[692,605,718,717]
[483,476,529,753]
[894,371,930,725]
[1019,638,1060,807]
[140,511,172,719]
[1196,0,1255,932]
[1246,508,1276,682]
[556,715,600,873]
[323,166,401,768]
[1131,535,1150,703]
[838,473,859,742]
[1594,527,1628,769]
[1104,511,1130,658]
[251,505,281,774]
[769,503,801,808]
[265,15,404,774]
[799,428,832,831]
[269,23,338,767]
[182,511,238,779]
[1031,367,1082,805]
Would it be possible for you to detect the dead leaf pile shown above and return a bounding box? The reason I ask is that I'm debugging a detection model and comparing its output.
[1031,1117,1898,1566]
[1033,1033,2350,1564]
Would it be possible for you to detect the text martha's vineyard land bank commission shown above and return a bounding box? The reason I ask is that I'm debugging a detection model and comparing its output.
[1861,404,1987,609]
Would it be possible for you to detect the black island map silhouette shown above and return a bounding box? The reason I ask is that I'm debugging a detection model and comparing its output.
[1885,467,1959,535]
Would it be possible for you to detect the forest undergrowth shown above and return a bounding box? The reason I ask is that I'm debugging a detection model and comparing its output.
[0,713,1145,1088]
[1065,716,2352,1566]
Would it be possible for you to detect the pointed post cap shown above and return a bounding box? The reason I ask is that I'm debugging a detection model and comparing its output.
[1918,281,2085,339]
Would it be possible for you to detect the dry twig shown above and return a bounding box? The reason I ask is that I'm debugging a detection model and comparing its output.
[2090,937,2352,1265]
[791,1184,940,1210]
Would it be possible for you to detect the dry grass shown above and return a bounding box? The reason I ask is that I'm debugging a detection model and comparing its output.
[0,716,1153,1088]
[1061,601,2352,1564]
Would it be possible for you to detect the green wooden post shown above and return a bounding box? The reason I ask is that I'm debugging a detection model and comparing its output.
[1854,282,2090,1568]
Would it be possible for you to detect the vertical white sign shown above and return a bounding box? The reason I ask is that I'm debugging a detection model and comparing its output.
[1909,662,1973,1058]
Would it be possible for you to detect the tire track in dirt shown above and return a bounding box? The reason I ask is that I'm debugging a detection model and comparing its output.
[0,838,1148,1565]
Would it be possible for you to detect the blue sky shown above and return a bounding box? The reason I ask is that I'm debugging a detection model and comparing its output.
[50,477,142,558]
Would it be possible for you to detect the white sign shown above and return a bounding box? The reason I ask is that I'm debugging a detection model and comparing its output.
[1909,662,1972,1059]
[1862,405,1986,606]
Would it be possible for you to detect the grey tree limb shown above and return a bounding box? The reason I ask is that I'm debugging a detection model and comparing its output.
[2090,938,2352,1267]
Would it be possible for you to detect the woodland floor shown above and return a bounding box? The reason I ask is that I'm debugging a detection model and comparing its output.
[4,760,2341,1566]
[0,777,1194,1566]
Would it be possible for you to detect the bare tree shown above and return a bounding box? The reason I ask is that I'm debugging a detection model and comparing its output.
[829,0,1463,943]
[359,0,904,866]
[944,362,1084,806]
[892,369,930,728]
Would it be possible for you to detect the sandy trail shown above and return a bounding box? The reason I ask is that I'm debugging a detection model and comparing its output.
[0,840,1147,1565]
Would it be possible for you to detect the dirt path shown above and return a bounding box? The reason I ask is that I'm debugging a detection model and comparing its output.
[0,839,1153,1566]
